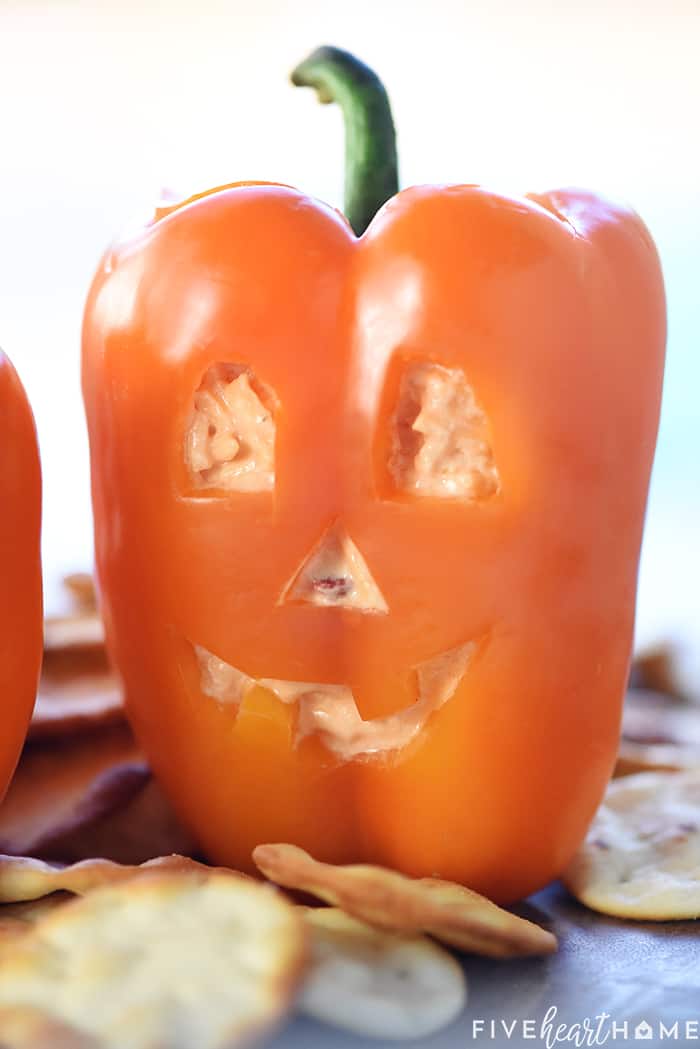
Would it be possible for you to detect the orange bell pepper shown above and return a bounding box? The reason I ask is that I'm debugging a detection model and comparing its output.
[82,47,665,902]
[0,351,42,800]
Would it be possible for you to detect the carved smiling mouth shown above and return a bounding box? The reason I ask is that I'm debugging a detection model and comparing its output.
[193,640,477,761]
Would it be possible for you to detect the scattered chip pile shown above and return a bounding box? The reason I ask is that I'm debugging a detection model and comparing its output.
[0,849,557,1047]
[0,574,697,1045]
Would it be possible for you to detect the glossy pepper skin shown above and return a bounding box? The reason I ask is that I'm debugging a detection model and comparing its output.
[82,53,665,903]
[0,352,42,801]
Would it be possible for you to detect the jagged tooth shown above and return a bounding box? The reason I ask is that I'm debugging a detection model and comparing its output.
[194,644,255,706]
[414,641,477,711]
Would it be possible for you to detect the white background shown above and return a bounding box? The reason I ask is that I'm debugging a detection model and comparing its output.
[0,0,697,664]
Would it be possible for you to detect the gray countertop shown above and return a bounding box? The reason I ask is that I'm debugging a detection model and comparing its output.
[270,882,699,1049]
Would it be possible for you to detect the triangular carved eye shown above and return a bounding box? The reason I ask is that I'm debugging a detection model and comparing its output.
[278,522,389,614]
[389,361,500,501]
[185,363,278,492]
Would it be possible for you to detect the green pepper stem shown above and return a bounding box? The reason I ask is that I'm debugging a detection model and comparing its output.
[291,46,399,236]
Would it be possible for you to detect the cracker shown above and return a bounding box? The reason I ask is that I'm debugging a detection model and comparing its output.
[622,689,700,747]
[31,641,123,740]
[43,614,105,653]
[46,778,197,866]
[43,572,102,656]
[615,740,699,777]
[30,670,123,740]
[0,728,147,857]
[253,844,556,957]
[0,853,215,903]
[298,906,466,1039]
[630,645,685,700]
[0,869,305,1049]
[0,1006,97,1048]
[62,573,97,613]
[34,571,123,738]
[615,691,700,777]
[563,769,700,919]
[0,896,70,954]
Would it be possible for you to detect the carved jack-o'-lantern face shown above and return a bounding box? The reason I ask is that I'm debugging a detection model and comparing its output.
[83,183,664,897]
[185,356,498,760]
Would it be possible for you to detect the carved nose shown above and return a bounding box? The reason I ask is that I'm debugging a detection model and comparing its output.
[278,522,388,614]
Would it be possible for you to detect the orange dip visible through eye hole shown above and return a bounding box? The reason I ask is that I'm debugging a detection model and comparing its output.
[185,363,277,491]
[390,361,501,500]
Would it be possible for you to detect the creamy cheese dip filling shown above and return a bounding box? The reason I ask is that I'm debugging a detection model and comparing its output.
[390,361,500,501]
[194,641,475,760]
[185,363,277,492]
[278,524,388,614]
